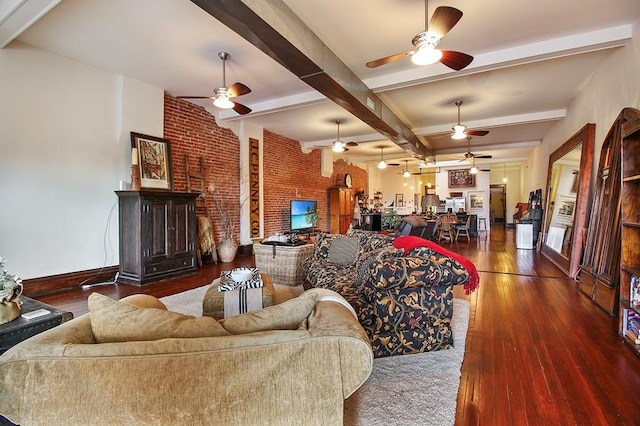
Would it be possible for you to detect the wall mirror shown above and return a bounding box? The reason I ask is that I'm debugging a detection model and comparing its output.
[540,123,595,278]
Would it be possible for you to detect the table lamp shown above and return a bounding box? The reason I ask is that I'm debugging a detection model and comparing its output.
[422,194,440,216]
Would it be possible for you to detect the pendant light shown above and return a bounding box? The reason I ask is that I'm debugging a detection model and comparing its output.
[502,164,508,183]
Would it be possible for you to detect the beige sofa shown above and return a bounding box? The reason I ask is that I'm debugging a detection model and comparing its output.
[0,291,372,425]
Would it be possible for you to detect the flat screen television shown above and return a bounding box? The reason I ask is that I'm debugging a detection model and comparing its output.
[290,199,317,232]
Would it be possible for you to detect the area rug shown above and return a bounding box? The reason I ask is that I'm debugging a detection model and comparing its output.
[343,298,470,426]
[160,287,470,426]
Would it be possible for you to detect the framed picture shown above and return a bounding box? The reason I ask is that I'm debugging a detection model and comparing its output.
[131,132,173,190]
[448,169,476,188]
[395,193,404,207]
[557,196,576,218]
[469,191,484,210]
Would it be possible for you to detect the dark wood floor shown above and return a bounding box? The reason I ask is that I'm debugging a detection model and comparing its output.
[37,227,640,424]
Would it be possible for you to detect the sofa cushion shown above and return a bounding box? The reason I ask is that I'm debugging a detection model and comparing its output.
[219,290,318,334]
[327,236,359,265]
[347,229,395,254]
[353,245,404,290]
[88,293,230,343]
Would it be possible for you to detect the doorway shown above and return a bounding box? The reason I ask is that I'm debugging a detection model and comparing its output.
[490,185,507,226]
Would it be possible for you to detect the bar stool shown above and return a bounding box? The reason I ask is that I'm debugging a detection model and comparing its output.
[478,217,488,237]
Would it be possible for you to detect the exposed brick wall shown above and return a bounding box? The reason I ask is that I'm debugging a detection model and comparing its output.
[164,93,367,240]
[164,94,240,243]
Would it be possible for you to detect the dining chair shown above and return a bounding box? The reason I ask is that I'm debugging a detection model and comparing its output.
[437,214,456,242]
[455,215,472,241]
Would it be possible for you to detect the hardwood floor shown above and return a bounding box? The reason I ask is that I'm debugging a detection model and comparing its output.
[37,228,640,424]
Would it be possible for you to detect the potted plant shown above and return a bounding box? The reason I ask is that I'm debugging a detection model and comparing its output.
[208,184,238,262]
[0,257,23,324]
[382,209,400,230]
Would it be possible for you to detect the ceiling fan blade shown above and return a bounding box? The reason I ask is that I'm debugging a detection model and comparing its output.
[366,51,412,68]
[232,101,252,115]
[480,169,491,172]
[439,50,474,71]
[177,96,213,99]
[467,130,489,137]
[346,142,358,147]
[387,163,401,167]
[228,82,251,97]
[428,6,463,36]
[474,154,493,159]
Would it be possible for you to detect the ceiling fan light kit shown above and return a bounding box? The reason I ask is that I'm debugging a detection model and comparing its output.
[213,91,234,109]
[365,1,472,71]
[331,141,345,153]
[411,32,444,65]
[451,124,467,139]
[377,145,388,169]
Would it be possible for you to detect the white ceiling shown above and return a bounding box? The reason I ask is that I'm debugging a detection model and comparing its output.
[4,0,640,171]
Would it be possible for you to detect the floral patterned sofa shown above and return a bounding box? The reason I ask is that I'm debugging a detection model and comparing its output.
[302,230,477,358]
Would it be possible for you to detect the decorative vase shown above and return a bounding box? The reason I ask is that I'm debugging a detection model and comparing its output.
[217,238,238,263]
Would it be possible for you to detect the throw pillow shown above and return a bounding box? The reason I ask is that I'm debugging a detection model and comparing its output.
[327,236,359,265]
[219,290,318,334]
[88,293,230,343]
[119,293,168,310]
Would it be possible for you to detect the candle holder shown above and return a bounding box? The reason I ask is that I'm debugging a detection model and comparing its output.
[131,165,141,190]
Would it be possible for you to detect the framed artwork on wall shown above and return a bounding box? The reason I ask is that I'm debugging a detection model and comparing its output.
[469,191,485,210]
[131,132,173,190]
[395,193,404,207]
[448,169,476,188]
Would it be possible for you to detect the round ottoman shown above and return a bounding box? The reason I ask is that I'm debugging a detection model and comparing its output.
[202,273,274,320]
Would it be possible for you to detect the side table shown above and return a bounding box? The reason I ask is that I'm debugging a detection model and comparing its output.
[253,243,314,286]
[0,296,73,355]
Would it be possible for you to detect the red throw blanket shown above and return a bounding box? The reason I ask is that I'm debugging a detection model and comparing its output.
[393,235,479,295]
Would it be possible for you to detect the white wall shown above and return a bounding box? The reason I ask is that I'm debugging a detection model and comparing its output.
[540,17,640,191]
[0,42,163,279]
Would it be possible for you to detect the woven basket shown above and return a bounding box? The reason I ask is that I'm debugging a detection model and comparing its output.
[253,243,314,286]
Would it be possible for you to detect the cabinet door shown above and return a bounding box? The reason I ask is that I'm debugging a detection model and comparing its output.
[171,198,194,256]
[148,199,170,260]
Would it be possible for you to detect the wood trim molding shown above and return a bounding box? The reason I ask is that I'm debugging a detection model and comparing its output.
[22,266,119,298]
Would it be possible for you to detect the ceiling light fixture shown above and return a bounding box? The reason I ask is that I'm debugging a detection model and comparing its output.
[411,33,443,65]
[469,158,479,174]
[213,92,234,109]
[377,146,387,169]
[402,160,411,178]
[452,100,467,139]
[331,120,346,153]
[503,164,508,183]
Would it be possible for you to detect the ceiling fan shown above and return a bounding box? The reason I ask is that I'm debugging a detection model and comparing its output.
[366,0,473,71]
[178,51,252,115]
[452,100,489,140]
[460,136,492,162]
[330,120,358,153]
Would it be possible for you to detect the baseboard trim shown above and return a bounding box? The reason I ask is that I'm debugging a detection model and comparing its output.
[23,266,119,298]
